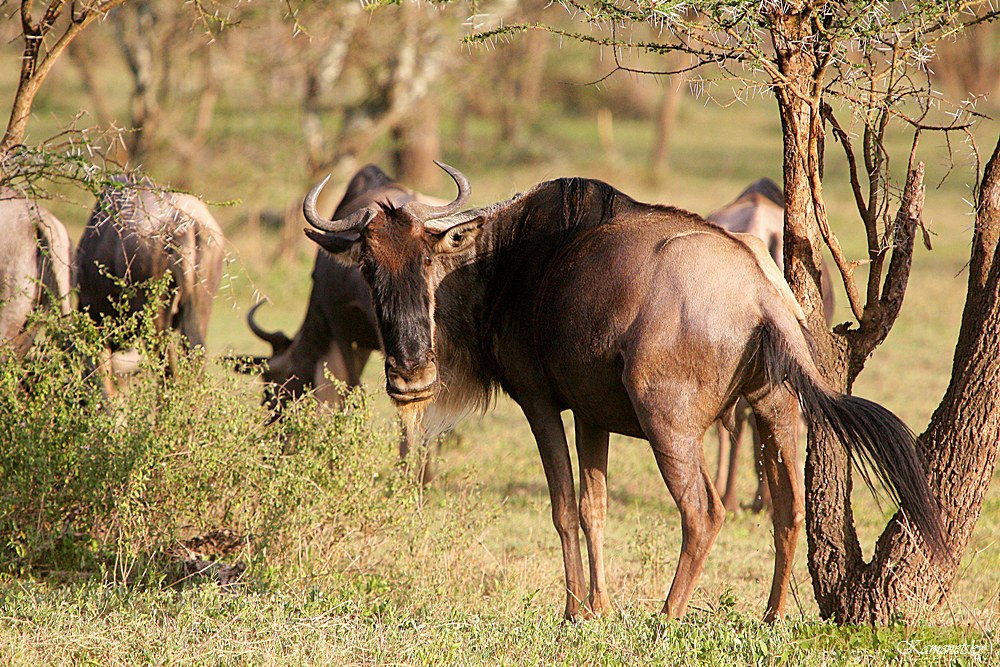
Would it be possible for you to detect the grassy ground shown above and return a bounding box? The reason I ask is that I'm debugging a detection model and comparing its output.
[2,33,1000,666]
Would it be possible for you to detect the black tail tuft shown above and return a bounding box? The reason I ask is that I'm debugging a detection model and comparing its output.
[759,322,950,563]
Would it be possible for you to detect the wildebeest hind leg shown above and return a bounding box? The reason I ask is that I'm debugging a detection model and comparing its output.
[524,404,586,620]
[747,386,803,622]
[718,416,744,511]
[748,413,774,514]
[636,410,725,618]
[573,415,611,616]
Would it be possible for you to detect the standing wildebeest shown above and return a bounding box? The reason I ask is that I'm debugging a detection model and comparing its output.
[706,178,835,512]
[0,189,72,358]
[76,176,224,391]
[303,163,946,621]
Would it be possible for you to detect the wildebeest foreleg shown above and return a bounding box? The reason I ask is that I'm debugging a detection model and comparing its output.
[574,415,611,617]
[525,405,586,620]
[748,387,803,622]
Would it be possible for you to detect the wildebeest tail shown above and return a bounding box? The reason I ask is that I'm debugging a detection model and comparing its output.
[758,320,949,562]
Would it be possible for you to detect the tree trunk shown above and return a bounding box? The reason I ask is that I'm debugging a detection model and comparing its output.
[649,62,686,180]
[771,2,1000,623]
[392,96,441,190]
[117,0,160,166]
[770,11,867,620]
[834,136,1000,623]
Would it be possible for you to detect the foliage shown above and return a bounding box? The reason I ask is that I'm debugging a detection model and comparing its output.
[0,282,423,585]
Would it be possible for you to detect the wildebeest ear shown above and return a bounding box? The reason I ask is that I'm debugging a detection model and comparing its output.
[430,218,483,255]
[304,229,361,259]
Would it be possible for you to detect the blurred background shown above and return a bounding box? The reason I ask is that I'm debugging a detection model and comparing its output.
[3,0,995,422]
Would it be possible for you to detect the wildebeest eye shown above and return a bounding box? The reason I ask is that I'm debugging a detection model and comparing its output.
[447,231,465,248]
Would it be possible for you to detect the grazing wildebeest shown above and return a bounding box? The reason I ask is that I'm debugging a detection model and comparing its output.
[0,189,72,359]
[302,163,946,621]
[706,178,835,512]
[244,165,425,412]
[76,176,224,392]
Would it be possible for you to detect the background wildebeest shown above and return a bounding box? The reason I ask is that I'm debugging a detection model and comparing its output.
[303,163,946,621]
[0,189,72,359]
[245,164,446,480]
[706,177,836,512]
[245,165,422,412]
[75,175,224,392]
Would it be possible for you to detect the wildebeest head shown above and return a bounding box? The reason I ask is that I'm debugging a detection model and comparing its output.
[303,162,476,405]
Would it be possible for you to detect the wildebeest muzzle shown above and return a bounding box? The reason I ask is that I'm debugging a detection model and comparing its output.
[385,354,438,403]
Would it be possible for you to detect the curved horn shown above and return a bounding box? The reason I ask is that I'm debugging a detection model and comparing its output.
[247,302,292,353]
[405,161,471,221]
[303,175,377,234]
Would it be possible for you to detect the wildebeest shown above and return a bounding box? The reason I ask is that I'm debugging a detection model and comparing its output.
[76,176,224,392]
[245,165,423,412]
[0,189,72,359]
[303,163,946,621]
[245,165,446,480]
[706,178,835,512]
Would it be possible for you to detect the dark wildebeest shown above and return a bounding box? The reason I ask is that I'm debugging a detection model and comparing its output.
[302,163,946,621]
[245,165,429,411]
[706,178,835,512]
[0,189,72,359]
[245,165,444,479]
[76,176,224,392]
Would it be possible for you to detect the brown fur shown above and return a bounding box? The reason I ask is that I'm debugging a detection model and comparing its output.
[706,179,835,512]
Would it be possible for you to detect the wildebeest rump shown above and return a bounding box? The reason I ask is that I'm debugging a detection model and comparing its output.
[0,189,72,359]
[303,163,947,621]
[76,176,224,390]
[706,178,835,512]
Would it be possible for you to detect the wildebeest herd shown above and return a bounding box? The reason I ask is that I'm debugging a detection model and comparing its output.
[0,164,946,622]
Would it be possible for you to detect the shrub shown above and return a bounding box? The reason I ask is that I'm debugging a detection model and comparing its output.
[0,289,419,587]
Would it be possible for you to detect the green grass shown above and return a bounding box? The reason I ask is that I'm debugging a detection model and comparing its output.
[2,21,1000,665]
[1,582,993,665]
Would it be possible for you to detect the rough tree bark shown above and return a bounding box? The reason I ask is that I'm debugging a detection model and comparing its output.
[834,136,1000,622]
[769,2,1000,624]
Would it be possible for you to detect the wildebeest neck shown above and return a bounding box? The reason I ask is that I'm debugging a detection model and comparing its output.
[432,178,622,399]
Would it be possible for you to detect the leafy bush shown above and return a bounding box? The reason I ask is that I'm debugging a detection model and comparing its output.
[0,286,420,587]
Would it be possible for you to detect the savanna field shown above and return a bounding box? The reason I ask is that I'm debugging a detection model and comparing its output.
[1,12,999,666]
